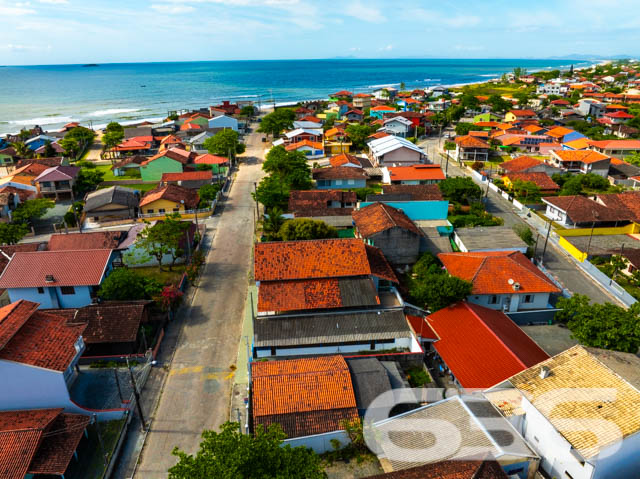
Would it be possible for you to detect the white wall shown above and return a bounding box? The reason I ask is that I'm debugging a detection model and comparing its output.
[467,293,550,312]
[283,430,351,454]
[520,396,595,479]
[256,337,413,359]
[380,147,423,166]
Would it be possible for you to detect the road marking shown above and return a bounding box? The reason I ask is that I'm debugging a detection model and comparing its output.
[169,366,235,381]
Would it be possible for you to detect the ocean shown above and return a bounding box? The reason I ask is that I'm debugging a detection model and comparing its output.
[0,58,588,135]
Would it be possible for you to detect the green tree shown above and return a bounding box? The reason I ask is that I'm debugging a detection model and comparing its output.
[487,94,512,113]
[513,91,531,106]
[0,223,29,245]
[279,218,338,241]
[98,268,162,301]
[198,184,221,204]
[240,105,255,117]
[63,126,95,159]
[169,422,326,479]
[10,141,31,158]
[253,174,290,212]
[625,152,640,167]
[559,175,583,196]
[258,108,295,137]
[581,173,609,191]
[59,137,81,158]
[512,179,541,202]
[556,294,640,353]
[42,140,56,158]
[455,123,484,136]
[137,215,191,271]
[73,168,105,196]
[12,198,54,224]
[345,123,377,150]
[460,94,480,110]
[204,129,244,159]
[262,208,285,241]
[443,140,456,151]
[438,177,482,205]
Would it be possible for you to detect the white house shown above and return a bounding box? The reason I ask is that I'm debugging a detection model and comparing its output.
[381,116,413,138]
[372,86,397,100]
[487,346,640,479]
[368,135,427,167]
[208,115,238,131]
[438,251,560,313]
[186,131,215,153]
[549,149,611,177]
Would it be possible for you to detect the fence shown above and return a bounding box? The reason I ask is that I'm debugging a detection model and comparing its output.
[578,259,637,308]
[555,222,640,237]
[558,236,588,262]
[283,429,351,454]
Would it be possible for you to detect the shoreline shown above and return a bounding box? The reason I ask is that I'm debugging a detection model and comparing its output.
[0,59,608,136]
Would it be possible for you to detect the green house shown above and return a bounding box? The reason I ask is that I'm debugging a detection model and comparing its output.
[140,155,184,182]
[473,112,502,124]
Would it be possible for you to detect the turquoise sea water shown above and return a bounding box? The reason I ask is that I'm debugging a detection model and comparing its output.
[0,58,586,134]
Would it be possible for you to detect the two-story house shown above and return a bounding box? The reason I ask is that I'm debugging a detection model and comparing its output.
[438,251,560,313]
[0,249,114,309]
[381,116,413,137]
[32,165,80,201]
[138,183,200,215]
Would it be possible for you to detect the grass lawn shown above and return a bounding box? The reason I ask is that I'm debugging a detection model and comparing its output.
[100,182,158,193]
[95,164,141,182]
[450,82,534,97]
[134,264,187,286]
[66,418,126,479]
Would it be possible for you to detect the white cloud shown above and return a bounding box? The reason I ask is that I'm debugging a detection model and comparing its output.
[379,44,393,51]
[38,0,69,4]
[349,46,361,52]
[409,8,480,28]
[0,4,36,15]
[344,0,384,23]
[151,3,195,13]
[1,43,38,51]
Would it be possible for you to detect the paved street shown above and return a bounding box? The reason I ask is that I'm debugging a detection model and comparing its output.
[131,130,265,477]
[420,136,621,305]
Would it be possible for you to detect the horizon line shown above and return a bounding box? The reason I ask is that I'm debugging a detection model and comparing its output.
[0,56,622,68]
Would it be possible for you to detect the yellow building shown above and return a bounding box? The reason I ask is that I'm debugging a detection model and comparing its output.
[139,184,199,215]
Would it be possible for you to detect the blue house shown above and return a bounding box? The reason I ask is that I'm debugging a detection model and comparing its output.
[312,166,368,190]
[25,135,57,152]
[0,249,114,309]
[359,200,449,221]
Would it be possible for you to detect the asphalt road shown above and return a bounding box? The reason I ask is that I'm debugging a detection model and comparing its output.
[132,130,265,477]
[420,136,620,305]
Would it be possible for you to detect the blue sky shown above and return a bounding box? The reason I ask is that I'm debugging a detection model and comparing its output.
[0,0,638,65]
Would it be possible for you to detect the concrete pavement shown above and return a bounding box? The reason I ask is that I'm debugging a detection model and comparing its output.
[130,131,265,477]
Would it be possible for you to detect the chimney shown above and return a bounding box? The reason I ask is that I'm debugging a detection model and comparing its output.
[45,275,55,283]
[540,366,551,379]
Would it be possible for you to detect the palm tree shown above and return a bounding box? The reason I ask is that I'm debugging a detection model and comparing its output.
[10,141,31,158]
[262,208,285,241]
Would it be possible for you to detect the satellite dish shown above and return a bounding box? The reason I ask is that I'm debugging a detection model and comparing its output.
[508,279,515,285]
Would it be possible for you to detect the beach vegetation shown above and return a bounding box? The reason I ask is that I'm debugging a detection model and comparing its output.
[102,122,125,159]
[61,126,95,160]
[460,94,480,110]
[258,108,295,137]
[10,141,31,158]
[345,123,377,150]
[487,94,512,113]
[169,422,326,479]
[261,207,285,241]
[255,145,311,211]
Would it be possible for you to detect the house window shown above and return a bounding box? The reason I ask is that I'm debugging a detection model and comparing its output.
[158,208,166,213]
[489,295,499,304]
[173,207,180,212]
[523,294,534,303]
[147,209,154,213]
[347,179,355,185]
[37,287,44,294]
[335,180,343,186]
[60,286,75,295]
[41,181,52,187]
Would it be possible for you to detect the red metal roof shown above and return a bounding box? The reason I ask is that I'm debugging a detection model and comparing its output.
[438,251,560,295]
[427,302,549,388]
[0,250,112,289]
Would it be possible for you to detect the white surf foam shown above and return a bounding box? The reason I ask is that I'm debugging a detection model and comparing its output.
[7,116,75,126]
[88,108,141,117]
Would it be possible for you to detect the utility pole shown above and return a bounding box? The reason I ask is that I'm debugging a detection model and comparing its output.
[126,357,147,430]
[540,219,553,266]
[586,211,599,257]
[253,182,259,220]
[445,149,450,177]
[93,414,108,469]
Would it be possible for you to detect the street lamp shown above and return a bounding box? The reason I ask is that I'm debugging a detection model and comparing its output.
[586,210,600,258]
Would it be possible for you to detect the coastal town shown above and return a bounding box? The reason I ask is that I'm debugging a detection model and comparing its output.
[3,59,640,479]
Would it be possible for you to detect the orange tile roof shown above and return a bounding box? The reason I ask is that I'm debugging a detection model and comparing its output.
[0,300,40,350]
[161,170,212,182]
[500,156,542,173]
[180,122,202,131]
[589,139,640,150]
[427,302,549,388]
[160,134,184,145]
[194,153,228,165]
[469,130,489,138]
[454,135,490,149]
[522,124,544,133]
[504,172,560,191]
[353,202,422,238]
[251,355,358,438]
[553,149,610,164]
[367,131,390,140]
[139,184,199,208]
[370,105,396,111]
[545,126,575,138]
[438,251,560,295]
[254,238,397,283]
[285,140,323,151]
[508,109,536,117]
[563,138,591,150]
[324,127,346,138]
[329,153,361,167]
[473,121,503,128]
[388,164,445,181]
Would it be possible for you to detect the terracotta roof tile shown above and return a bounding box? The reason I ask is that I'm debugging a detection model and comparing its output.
[0,243,44,275]
[454,135,490,149]
[288,189,356,217]
[161,170,212,182]
[0,310,85,371]
[312,166,369,180]
[552,149,610,164]
[353,202,422,238]
[251,355,358,438]
[364,458,509,479]
[589,139,640,149]
[0,300,40,350]
[329,153,362,167]
[438,251,560,295]
[47,231,124,251]
[427,302,549,388]
[139,184,199,208]
[143,147,191,165]
[0,249,112,289]
[381,184,443,200]
[285,140,323,151]
[504,172,560,190]
[254,239,397,283]
[508,109,536,117]
[194,153,229,165]
[388,165,445,182]
[500,155,543,173]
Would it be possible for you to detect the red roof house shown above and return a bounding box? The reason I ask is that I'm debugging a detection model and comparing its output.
[387,165,445,184]
[426,302,549,388]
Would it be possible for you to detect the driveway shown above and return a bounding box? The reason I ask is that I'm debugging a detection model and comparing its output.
[130,129,265,477]
[32,200,72,234]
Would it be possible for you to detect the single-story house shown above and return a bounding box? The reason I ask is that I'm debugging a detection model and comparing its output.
[385,165,445,185]
[139,183,200,215]
[453,226,529,254]
[140,147,193,182]
[313,166,369,189]
[83,186,139,223]
[288,189,356,218]
[285,140,324,158]
[111,155,146,177]
[208,114,238,131]
[502,172,560,194]
[454,135,490,162]
[368,135,427,167]
[161,170,212,189]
